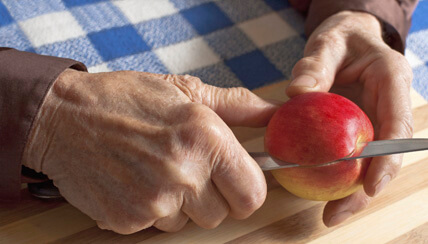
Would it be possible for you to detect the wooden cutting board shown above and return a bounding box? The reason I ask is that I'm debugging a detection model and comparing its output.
[1,80,427,244]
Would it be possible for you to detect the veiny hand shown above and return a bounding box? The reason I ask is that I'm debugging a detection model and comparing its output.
[22,69,279,234]
[286,11,413,226]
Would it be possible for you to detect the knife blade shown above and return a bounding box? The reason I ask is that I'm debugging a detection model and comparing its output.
[250,138,428,171]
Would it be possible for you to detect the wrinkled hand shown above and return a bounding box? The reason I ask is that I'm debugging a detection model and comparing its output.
[23,69,279,234]
[286,11,413,226]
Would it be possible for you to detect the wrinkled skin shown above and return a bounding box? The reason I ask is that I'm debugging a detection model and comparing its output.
[286,11,414,226]
[23,69,279,234]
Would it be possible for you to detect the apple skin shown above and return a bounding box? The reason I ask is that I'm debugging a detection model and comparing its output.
[265,92,374,201]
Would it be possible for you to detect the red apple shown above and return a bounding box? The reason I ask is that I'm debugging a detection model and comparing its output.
[265,92,374,201]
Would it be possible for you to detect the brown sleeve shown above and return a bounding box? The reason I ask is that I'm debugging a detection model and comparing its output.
[0,48,86,203]
[290,0,419,53]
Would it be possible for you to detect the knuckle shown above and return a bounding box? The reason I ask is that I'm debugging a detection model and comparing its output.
[182,182,200,200]
[182,103,211,124]
[355,194,372,212]
[137,190,174,219]
[375,154,403,180]
[400,116,414,138]
[180,171,210,198]
[387,156,403,179]
[179,75,204,91]
[106,217,155,235]
[182,74,204,84]
[156,224,185,233]
[171,74,205,102]
[308,30,344,54]
[109,225,143,235]
[385,52,414,87]
[154,215,189,232]
[186,103,212,122]
[178,104,222,145]
[192,206,228,229]
[199,218,224,229]
[234,190,266,219]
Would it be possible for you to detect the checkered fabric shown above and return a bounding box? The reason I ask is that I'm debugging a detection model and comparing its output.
[406,0,428,100]
[0,0,427,98]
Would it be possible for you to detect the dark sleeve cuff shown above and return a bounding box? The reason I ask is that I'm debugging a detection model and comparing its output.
[0,48,86,203]
[305,0,413,53]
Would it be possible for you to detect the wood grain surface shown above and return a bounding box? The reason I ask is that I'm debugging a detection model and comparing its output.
[1,80,427,244]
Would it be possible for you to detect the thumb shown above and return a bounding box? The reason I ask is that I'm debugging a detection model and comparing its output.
[141,72,281,127]
[286,39,346,98]
[204,84,281,127]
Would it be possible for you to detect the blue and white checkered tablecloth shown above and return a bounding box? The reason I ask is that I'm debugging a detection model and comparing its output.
[406,0,428,100]
[0,0,427,99]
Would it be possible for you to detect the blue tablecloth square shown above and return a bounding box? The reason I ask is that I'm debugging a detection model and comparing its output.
[63,0,107,8]
[107,51,169,74]
[181,2,233,35]
[2,0,66,21]
[204,26,257,60]
[170,0,213,10]
[36,36,103,67]
[226,50,284,89]
[88,25,150,61]
[216,0,272,23]
[186,62,243,88]
[264,0,290,10]
[0,2,13,26]
[410,1,428,33]
[70,2,128,33]
[136,14,197,49]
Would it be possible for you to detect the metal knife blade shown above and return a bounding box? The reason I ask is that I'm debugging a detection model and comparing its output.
[250,138,428,171]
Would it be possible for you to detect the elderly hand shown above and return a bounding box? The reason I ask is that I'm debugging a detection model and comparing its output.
[286,11,413,227]
[22,69,279,234]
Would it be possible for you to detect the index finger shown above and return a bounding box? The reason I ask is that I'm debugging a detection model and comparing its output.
[362,54,413,197]
[204,115,267,219]
[211,142,267,219]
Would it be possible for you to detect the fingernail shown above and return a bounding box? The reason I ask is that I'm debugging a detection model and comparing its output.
[289,75,317,88]
[328,211,353,227]
[374,174,391,196]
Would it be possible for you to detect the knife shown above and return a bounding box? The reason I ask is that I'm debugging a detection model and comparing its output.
[250,138,428,171]
[28,138,428,199]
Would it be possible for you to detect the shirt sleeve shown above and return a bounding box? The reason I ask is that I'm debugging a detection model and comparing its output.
[289,0,419,53]
[0,48,86,203]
